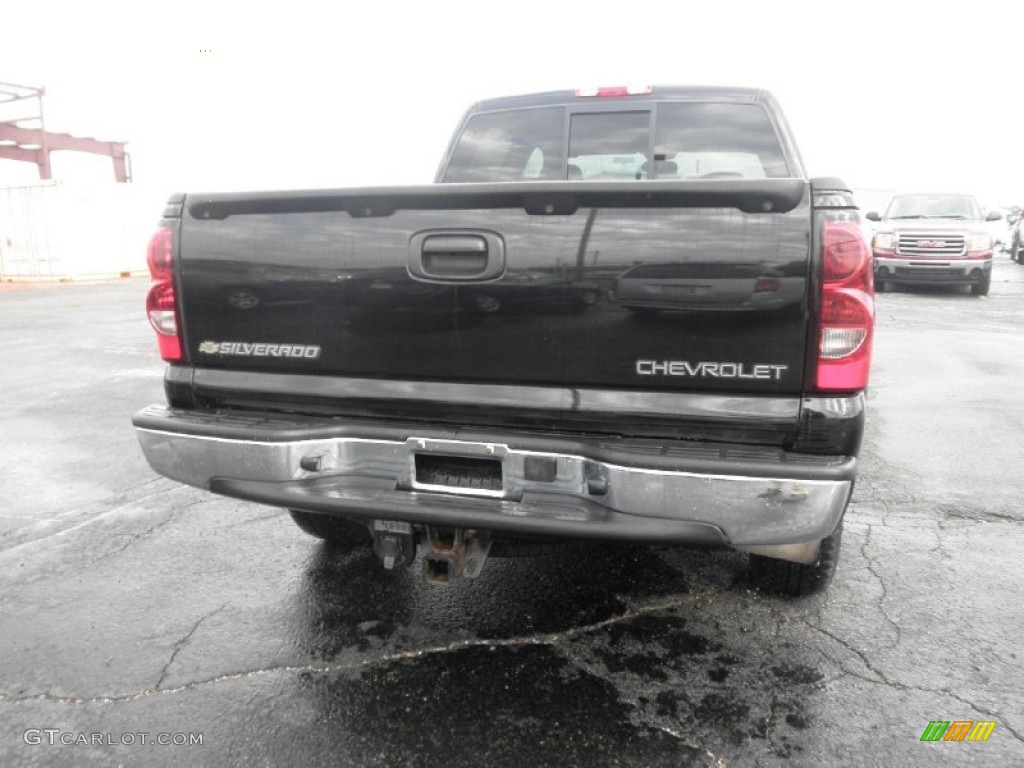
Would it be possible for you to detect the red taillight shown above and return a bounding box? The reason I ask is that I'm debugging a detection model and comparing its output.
[823,224,868,281]
[816,221,873,392]
[146,227,181,362]
[146,281,177,334]
[147,227,174,280]
[574,85,653,98]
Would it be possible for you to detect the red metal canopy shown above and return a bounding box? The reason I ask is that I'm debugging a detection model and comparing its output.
[0,81,131,182]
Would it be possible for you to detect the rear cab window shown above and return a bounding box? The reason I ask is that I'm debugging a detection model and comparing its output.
[442,98,792,182]
[569,112,650,180]
[442,108,565,182]
[653,103,790,179]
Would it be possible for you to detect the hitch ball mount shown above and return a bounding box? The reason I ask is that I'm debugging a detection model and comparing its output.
[371,520,493,586]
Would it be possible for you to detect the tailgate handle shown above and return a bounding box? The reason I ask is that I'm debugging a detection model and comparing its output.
[408,231,506,283]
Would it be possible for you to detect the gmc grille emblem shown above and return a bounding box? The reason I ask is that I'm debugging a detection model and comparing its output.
[916,240,946,248]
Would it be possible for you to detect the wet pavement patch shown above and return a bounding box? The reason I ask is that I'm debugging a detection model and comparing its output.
[691,693,751,741]
[297,645,710,768]
[770,664,825,686]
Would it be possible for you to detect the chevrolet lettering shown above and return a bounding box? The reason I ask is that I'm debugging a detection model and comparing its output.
[636,360,788,380]
[134,85,875,596]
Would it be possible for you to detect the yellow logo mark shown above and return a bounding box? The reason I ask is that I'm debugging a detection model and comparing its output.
[967,721,997,742]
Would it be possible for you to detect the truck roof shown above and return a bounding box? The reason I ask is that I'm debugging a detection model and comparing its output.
[469,86,769,112]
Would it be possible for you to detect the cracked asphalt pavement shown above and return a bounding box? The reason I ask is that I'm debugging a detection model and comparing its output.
[1,259,1022,767]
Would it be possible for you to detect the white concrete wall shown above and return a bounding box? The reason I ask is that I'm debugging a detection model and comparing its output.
[0,182,170,281]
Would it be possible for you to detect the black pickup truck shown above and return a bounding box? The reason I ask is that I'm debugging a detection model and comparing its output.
[134,86,874,595]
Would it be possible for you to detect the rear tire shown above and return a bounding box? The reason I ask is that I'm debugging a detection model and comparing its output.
[288,509,373,546]
[749,523,843,596]
[875,279,887,293]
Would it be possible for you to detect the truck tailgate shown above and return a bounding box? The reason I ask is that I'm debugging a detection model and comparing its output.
[176,181,812,429]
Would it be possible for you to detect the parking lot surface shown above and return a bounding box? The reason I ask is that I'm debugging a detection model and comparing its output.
[1,259,1022,767]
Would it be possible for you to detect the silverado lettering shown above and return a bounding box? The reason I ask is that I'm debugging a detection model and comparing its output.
[199,341,321,359]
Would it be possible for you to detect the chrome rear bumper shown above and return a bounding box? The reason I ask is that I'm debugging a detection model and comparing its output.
[133,406,853,561]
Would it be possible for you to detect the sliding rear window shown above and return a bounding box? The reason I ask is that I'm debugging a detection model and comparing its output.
[568,111,651,180]
[442,101,790,182]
